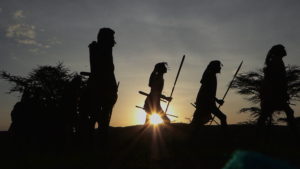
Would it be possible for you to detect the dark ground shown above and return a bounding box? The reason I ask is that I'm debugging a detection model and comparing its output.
[0,124,299,169]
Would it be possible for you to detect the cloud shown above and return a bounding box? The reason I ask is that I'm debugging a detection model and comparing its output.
[4,10,62,53]
[13,10,25,19]
[6,24,36,39]
[16,39,38,45]
[28,48,44,55]
[6,23,61,50]
[47,37,62,45]
[0,8,2,13]
[5,23,41,47]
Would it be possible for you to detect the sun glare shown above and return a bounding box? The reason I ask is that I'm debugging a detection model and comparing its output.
[135,103,177,125]
[150,113,163,125]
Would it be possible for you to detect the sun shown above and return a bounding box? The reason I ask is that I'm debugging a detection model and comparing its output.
[135,104,177,125]
[150,113,163,125]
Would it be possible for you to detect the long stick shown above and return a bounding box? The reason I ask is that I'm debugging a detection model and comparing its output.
[138,91,167,102]
[135,106,178,118]
[209,61,243,125]
[165,55,185,113]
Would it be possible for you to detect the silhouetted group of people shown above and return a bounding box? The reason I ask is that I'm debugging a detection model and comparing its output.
[190,45,297,134]
[9,28,298,147]
[143,43,296,135]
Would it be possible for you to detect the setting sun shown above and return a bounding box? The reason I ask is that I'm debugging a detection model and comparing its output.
[135,104,178,125]
[150,113,163,125]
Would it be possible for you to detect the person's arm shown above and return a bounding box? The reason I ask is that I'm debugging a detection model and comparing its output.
[161,94,172,102]
[215,97,224,105]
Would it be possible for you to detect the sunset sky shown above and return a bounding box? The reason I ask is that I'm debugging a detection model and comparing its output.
[1,0,300,130]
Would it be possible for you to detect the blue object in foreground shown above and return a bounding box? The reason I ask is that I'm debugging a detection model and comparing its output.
[223,150,298,169]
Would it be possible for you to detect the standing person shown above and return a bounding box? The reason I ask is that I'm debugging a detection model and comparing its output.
[144,62,172,125]
[60,75,82,142]
[258,44,296,130]
[191,60,227,126]
[87,27,118,132]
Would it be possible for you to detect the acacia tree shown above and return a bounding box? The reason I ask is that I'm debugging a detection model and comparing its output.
[0,63,80,132]
[231,65,300,124]
[1,63,73,104]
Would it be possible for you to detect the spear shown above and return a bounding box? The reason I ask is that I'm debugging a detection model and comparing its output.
[138,91,167,103]
[135,106,179,118]
[209,61,243,125]
[165,55,185,114]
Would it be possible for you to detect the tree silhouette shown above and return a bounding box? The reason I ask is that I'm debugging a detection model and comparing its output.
[231,65,300,124]
[1,63,80,136]
[1,63,73,97]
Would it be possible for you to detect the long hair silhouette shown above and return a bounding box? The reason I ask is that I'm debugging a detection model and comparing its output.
[264,44,286,66]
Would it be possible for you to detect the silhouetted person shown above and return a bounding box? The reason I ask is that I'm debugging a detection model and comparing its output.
[191,60,227,126]
[9,87,44,159]
[78,82,93,139]
[144,62,172,124]
[9,102,26,136]
[88,28,118,132]
[257,44,296,131]
[60,75,82,144]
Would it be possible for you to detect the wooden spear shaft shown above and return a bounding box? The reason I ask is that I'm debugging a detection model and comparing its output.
[209,61,243,125]
[165,55,185,113]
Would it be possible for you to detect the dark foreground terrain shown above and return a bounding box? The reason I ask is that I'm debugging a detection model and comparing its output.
[0,124,299,169]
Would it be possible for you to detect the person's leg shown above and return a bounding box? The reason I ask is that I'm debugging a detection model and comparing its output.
[99,104,114,131]
[161,114,171,124]
[156,104,170,124]
[98,93,117,131]
[158,110,170,124]
[191,109,211,125]
[257,105,272,128]
[144,97,152,125]
[212,107,227,126]
[256,104,273,141]
[191,109,200,125]
[283,104,297,133]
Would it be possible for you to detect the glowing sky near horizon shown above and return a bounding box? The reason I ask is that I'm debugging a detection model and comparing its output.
[1,0,300,130]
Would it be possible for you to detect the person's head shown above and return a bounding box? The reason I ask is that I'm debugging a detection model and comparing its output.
[154,62,168,74]
[148,62,168,87]
[207,60,222,74]
[97,27,116,47]
[265,44,286,65]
